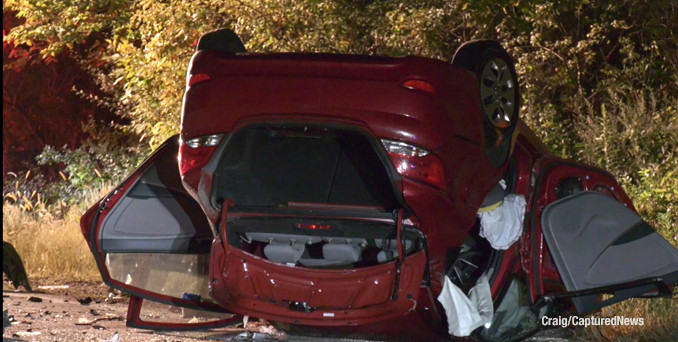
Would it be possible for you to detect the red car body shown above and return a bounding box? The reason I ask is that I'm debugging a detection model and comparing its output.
[81,46,678,342]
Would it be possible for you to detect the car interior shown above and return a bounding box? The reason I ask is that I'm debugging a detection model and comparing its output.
[211,124,400,209]
[210,124,425,269]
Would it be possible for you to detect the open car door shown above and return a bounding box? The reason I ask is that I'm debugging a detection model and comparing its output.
[81,135,241,330]
[529,158,678,314]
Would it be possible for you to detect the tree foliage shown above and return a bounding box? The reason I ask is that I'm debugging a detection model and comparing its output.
[3,0,677,229]
[2,10,122,180]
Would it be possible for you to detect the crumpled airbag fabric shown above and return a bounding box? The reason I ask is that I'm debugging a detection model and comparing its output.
[479,194,526,250]
[437,274,493,337]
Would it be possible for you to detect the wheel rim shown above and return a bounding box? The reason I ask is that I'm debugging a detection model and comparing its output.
[480,58,515,129]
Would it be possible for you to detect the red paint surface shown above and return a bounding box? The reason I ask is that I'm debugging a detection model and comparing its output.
[207,207,428,327]
[80,51,649,340]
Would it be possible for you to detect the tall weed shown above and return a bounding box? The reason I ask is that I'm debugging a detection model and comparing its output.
[575,87,678,246]
[571,87,678,341]
[2,182,113,282]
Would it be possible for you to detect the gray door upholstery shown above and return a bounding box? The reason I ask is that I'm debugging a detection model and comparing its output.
[541,191,678,313]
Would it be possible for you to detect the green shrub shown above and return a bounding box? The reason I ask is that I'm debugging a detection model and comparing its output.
[3,119,149,214]
[574,87,677,245]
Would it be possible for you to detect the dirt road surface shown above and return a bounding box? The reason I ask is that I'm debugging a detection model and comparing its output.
[4,290,199,342]
[3,280,573,342]
[2,280,266,342]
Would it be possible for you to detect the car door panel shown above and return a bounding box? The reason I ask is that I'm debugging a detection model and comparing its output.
[541,191,678,313]
[81,135,239,326]
[99,163,211,253]
[529,157,678,314]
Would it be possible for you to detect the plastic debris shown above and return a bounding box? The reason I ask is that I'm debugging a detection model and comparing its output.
[75,315,123,325]
[76,317,96,325]
[100,332,121,342]
[13,331,41,337]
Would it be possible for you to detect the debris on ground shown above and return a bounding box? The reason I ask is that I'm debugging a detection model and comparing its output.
[77,296,93,305]
[105,292,124,304]
[100,331,121,342]
[244,318,286,339]
[3,287,252,341]
[75,314,123,325]
[232,332,280,341]
[36,285,69,290]
[76,317,96,325]
[13,330,42,337]
[27,296,43,303]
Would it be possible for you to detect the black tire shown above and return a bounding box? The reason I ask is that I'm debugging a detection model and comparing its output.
[197,28,247,53]
[452,40,519,167]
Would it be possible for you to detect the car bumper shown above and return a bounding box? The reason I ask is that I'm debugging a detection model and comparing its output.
[208,241,427,326]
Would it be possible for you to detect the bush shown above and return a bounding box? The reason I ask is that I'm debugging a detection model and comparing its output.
[3,119,148,217]
[32,120,148,205]
[2,2,677,339]
[2,183,112,281]
[575,87,678,246]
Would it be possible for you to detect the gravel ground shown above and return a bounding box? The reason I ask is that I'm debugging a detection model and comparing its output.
[1,279,265,342]
[3,280,574,342]
[2,290,251,342]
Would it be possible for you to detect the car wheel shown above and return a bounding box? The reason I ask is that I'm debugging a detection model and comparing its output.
[197,28,247,53]
[452,40,519,167]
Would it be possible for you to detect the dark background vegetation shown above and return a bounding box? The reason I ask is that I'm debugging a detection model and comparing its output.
[3,0,676,235]
[2,1,676,340]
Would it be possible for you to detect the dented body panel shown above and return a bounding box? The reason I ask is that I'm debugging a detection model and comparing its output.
[80,48,678,341]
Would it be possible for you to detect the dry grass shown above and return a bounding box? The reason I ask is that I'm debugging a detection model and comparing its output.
[577,297,678,342]
[2,182,113,282]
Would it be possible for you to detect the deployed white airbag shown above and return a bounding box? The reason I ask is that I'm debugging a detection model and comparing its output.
[479,194,526,250]
[437,274,493,337]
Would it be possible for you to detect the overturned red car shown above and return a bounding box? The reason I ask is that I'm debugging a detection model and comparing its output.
[81,29,678,342]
